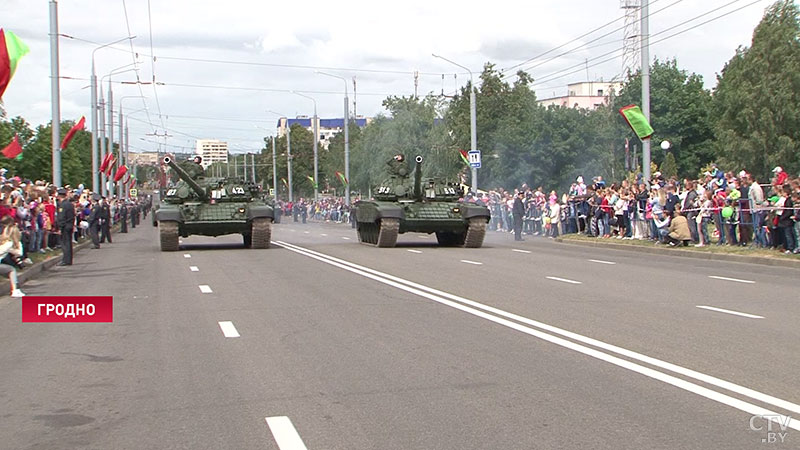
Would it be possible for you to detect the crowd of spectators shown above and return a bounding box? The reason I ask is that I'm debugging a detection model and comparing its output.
[0,169,150,297]
[276,197,354,224]
[470,165,799,254]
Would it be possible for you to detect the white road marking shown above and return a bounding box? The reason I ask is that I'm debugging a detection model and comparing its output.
[218,321,240,337]
[304,231,310,234]
[272,240,800,431]
[320,233,328,237]
[183,254,191,258]
[407,249,422,254]
[709,275,755,284]
[265,416,308,450]
[189,266,199,272]
[588,259,616,265]
[696,306,764,319]
[546,276,582,285]
[460,259,482,265]
[342,236,351,240]
[199,285,212,293]
[512,249,531,254]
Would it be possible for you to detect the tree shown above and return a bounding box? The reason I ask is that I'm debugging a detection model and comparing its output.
[613,58,715,177]
[713,0,800,179]
[660,152,678,178]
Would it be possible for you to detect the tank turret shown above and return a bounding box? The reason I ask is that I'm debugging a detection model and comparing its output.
[163,155,207,200]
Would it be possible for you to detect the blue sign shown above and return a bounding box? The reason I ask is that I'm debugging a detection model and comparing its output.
[468,150,481,168]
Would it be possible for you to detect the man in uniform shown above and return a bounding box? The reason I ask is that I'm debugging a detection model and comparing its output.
[55,188,75,265]
[87,194,102,249]
[512,190,525,241]
[119,201,128,233]
[99,196,112,243]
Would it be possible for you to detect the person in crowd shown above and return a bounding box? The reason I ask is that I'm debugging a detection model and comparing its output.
[0,215,25,297]
[99,196,112,244]
[778,184,796,254]
[696,190,714,247]
[548,195,561,238]
[119,201,128,233]
[666,205,692,246]
[512,190,524,241]
[55,188,75,266]
[87,194,102,249]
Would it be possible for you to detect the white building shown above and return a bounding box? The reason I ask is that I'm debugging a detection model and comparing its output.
[537,81,622,110]
[127,151,159,166]
[195,139,229,168]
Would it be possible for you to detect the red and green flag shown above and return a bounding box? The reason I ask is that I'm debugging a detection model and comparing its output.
[0,29,30,100]
[335,171,348,185]
[458,149,469,166]
[619,104,654,140]
[281,178,288,188]
[306,175,317,189]
[60,116,85,150]
[114,165,128,182]
[1,133,22,159]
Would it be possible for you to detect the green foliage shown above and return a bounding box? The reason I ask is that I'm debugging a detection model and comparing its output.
[713,0,800,179]
[660,152,678,178]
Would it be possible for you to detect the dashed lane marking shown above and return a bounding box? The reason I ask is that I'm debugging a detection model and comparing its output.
[696,306,764,319]
[342,236,351,240]
[460,260,483,265]
[407,249,422,254]
[588,259,616,265]
[218,321,241,337]
[546,276,582,285]
[320,233,328,237]
[265,416,308,450]
[512,249,531,254]
[190,266,199,272]
[183,254,191,258]
[199,285,213,294]
[709,275,755,284]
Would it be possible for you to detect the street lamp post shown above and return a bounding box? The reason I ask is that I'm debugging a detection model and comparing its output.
[269,111,292,202]
[432,54,478,194]
[118,95,144,199]
[99,64,137,196]
[90,36,135,193]
[317,71,350,205]
[271,136,277,201]
[293,91,318,202]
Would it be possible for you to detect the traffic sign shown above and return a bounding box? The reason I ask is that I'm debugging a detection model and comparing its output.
[468,150,481,168]
[269,188,275,196]
[129,188,138,198]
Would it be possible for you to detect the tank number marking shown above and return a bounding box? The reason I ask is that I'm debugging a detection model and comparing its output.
[443,187,457,195]
[231,187,246,195]
[166,189,177,196]
[377,186,391,194]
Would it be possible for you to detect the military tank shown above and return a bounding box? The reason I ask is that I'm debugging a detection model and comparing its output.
[355,155,490,248]
[155,155,274,251]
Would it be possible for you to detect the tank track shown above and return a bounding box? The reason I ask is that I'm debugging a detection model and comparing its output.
[251,218,272,249]
[376,218,399,247]
[464,217,487,248]
[159,221,179,251]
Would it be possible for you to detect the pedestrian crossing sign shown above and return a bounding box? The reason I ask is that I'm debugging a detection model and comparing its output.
[129,188,138,198]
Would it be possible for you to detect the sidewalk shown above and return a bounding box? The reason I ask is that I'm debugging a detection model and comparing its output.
[555,234,800,269]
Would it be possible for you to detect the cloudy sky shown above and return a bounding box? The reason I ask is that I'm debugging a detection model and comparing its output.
[1,0,772,154]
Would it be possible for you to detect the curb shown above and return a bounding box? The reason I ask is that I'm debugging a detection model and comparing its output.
[554,237,800,269]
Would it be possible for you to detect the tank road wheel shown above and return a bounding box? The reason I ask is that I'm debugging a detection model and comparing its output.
[159,221,180,252]
[251,218,272,249]
[376,218,399,248]
[243,232,252,248]
[464,217,487,248]
[436,231,466,247]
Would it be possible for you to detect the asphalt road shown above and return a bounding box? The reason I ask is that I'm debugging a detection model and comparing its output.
[1,217,797,449]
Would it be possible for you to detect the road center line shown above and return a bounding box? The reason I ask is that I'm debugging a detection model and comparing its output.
[709,275,755,284]
[189,266,199,272]
[407,249,422,254]
[320,233,328,237]
[199,285,213,294]
[265,416,308,450]
[183,254,191,258]
[342,236,351,240]
[512,249,531,254]
[546,276,582,284]
[218,321,240,337]
[696,306,764,319]
[304,231,310,234]
[273,240,800,426]
[588,259,616,265]
[460,259,482,265]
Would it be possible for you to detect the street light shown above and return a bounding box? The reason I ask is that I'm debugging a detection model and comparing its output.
[255,124,279,201]
[90,35,136,192]
[432,53,478,194]
[118,95,145,199]
[268,110,292,202]
[316,71,350,206]
[292,91,318,202]
[99,64,138,196]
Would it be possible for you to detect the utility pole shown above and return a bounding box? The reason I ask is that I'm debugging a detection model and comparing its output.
[99,92,107,196]
[243,152,247,181]
[49,0,62,186]
[641,0,651,183]
[271,136,277,200]
[251,153,256,185]
[107,80,114,196]
[287,125,293,202]
[317,72,350,205]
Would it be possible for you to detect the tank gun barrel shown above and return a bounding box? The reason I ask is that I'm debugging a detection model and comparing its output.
[413,155,423,201]
[163,156,207,199]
